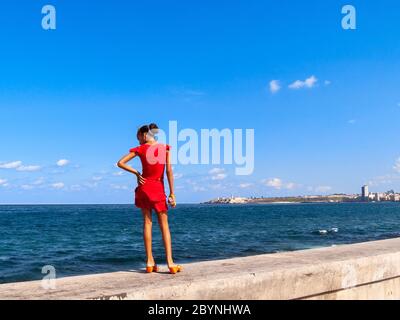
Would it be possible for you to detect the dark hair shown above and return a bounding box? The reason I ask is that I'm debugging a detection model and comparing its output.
[137,123,159,136]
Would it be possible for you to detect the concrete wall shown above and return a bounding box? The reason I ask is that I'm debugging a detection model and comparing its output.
[2,238,400,300]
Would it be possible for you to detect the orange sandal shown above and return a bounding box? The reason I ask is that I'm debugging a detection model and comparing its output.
[168,265,183,274]
[146,265,159,273]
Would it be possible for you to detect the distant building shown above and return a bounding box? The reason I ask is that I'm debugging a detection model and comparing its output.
[361,185,369,201]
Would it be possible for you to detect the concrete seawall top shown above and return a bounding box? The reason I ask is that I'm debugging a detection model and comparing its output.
[2,238,400,300]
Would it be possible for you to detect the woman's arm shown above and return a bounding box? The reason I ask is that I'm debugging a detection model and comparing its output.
[165,149,176,207]
[117,153,146,185]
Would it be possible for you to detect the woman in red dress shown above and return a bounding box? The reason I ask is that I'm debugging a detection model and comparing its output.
[117,123,182,274]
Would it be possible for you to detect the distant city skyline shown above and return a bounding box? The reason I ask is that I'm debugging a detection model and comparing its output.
[1,1,400,204]
[206,185,400,204]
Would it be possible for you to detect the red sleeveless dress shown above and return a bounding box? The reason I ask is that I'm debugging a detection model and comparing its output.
[129,143,170,213]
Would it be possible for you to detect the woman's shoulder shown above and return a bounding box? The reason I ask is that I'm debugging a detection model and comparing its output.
[130,143,171,154]
[129,145,145,154]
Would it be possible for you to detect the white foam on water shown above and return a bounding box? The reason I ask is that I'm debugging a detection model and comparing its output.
[316,227,339,235]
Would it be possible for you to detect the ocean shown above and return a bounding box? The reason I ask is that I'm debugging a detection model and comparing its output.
[1,202,400,284]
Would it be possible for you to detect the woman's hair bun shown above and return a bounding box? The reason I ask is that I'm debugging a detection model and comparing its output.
[137,123,159,136]
[148,123,159,134]
[149,123,159,130]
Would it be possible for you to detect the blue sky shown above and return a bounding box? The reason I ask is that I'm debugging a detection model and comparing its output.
[1,0,400,204]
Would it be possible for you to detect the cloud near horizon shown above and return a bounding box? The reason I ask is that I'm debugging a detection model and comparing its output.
[394,158,400,173]
[209,168,228,181]
[16,165,42,172]
[0,161,41,172]
[51,182,65,190]
[262,178,296,190]
[0,161,22,169]
[239,183,253,189]
[57,159,70,167]
[314,186,332,193]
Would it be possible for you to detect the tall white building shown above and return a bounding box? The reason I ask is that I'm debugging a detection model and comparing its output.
[362,185,369,201]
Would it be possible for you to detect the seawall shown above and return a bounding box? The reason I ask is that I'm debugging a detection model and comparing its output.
[2,238,400,300]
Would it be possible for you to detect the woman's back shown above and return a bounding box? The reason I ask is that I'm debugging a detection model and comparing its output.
[130,143,170,180]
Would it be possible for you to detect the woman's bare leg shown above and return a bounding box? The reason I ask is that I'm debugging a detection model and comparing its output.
[157,211,176,267]
[142,209,155,266]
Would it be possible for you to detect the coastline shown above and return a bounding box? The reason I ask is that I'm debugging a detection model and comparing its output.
[203,200,400,205]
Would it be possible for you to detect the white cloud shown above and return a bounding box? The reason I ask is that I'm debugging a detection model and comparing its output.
[0,179,8,187]
[112,171,125,176]
[368,174,400,187]
[0,161,22,169]
[20,178,45,190]
[174,173,183,180]
[57,159,70,167]
[315,186,332,193]
[84,182,99,189]
[289,75,318,90]
[0,161,41,172]
[92,176,103,181]
[394,158,400,173]
[263,178,283,189]
[185,178,208,192]
[209,168,225,175]
[32,178,45,185]
[193,185,207,192]
[368,157,400,186]
[110,184,129,190]
[16,165,41,172]
[209,183,225,190]
[209,168,227,180]
[269,80,281,94]
[239,183,253,189]
[286,182,296,190]
[348,119,356,124]
[70,184,82,191]
[324,80,331,86]
[262,178,296,190]
[51,182,65,190]
[211,173,227,181]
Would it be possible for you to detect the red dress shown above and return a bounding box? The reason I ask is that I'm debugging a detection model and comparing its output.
[130,143,170,213]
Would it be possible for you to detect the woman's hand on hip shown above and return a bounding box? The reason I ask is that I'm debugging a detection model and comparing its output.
[135,172,146,185]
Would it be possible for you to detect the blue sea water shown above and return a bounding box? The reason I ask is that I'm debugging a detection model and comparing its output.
[1,202,400,284]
